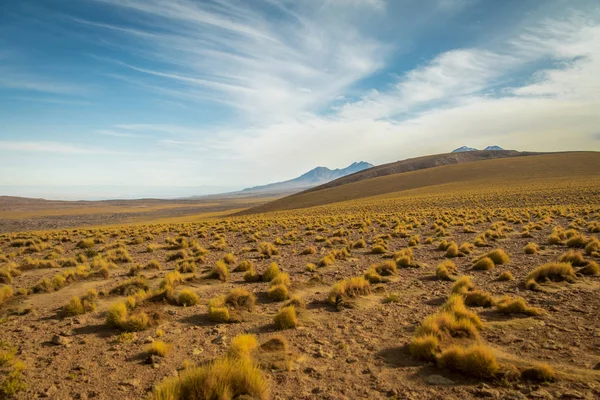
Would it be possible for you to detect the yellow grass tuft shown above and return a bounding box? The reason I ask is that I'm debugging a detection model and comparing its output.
[496,270,514,281]
[521,363,556,382]
[437,344,499,379]
[146,341,172,357]
[151,357,269,400]
[523,242,538,254]
[262,262,280,282]
[495,296,543,316]
[525,262,575,290]
[464,290,494,308]
[227,334,258,359]
[328,277,371,304]
[267,284,289,301]
[225,288,256,311]
[177,289,199,307]
[436,260,457,281]
[233,260,254,272]
[274,305,297,330]
[409,334,439,361]
[208,261,229,282]
[473,257,495,271]
[451,276,474,295]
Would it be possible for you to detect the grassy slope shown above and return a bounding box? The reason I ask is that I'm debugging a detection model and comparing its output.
[301,149,533,194]
[240,151,600,214]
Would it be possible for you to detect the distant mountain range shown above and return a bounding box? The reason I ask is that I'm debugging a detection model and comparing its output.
[241,161,374,194]
[452,145,505,153]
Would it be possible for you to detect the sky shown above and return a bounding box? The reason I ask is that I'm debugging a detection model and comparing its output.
[1,0,599,199]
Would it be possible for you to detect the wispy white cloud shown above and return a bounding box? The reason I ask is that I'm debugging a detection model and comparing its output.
[95,130,146,138]
[85,0,389,120]
[0,141,129,155]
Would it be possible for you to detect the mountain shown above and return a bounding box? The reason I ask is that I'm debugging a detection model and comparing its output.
[484,145,504,151]
[452,145,505,153]
[290,150,531,197]
[241,161,374,194]
[452,146,478,153]
[238,151,598,215]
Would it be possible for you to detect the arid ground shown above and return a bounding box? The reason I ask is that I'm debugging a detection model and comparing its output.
[1,153,600,399]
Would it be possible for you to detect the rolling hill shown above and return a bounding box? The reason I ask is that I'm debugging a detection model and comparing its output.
[297,149,530,196]
[239,151,600,215]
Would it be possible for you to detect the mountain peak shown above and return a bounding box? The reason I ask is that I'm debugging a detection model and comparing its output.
[452,146,478,153]
[242,161,374,193]
[452,145,505,153]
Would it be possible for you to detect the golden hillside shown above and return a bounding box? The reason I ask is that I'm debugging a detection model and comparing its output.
[241,152,600,214]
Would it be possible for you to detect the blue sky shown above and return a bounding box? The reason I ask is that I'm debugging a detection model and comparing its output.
[1,0,599,199]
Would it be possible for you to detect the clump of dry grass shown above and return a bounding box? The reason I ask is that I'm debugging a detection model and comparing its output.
[558,250,586,266]
[464,290,494,308]
[363,267,382,283]
[227,334,258,360]
[62,289,98,316]
[274,305,297,330]
[437,344,499,379]
[585,237,599,256]
[372,260,397,276]
[495,296,543,316]
[579,260,599,276]
[105,301,156,332]
[0,285,14,307]
[525,262,576,290]
[233,260,254,272]
[436,260,457,281]
[267,284,289,301]
[459,242,474,255]
[258,242,279,258]
[262,262,280,282]
[243,265,260,282]
[225,288,256,311]
[207,261,229,282]
[393,248,416,267]
[151,356,269,400]
[524,242,539,254]
[327,277,371,304]
[472,257,495,271]
[451,276,474,295]
[317,254,335,268]
[521,363,556,382]
[177,289,199,307]
[483,249,510,265]
[301,246,317,255]
[207,297,230,322]
[146,341,172,357]
[222,253,236,265]
[445,242,460,258]
[110,276,149,296]
[371,243,388,254]
[496,270,514,281]
[566,233,588,248]
[409,334,439,361]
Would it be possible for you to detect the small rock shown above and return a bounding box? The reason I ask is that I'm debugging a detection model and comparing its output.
[476,387,500,398]
[120,379,141,388]
[212,335,227,345]
[593,362,600,370]
[346,357,358,363]
[529,389,553,399]
[561,391,585,399]
[144,336,154,344]
[51,335,71,346]
[192,348,203,356]
[145,354,160,365]
[425,375,455,385]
